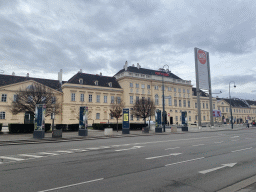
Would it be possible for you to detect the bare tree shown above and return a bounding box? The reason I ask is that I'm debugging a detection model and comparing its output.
[132,98,156,125]
[10,83,60,117]
[109,97,124,132]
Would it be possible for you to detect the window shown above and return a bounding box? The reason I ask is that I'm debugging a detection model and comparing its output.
[111,96,114,104]
[222,107,224,112]
[187,89,190,94]
[96,113,100,119]
[203,116,206,121]
[189,116,191,121]
[96,95,100,103]
[71,93,75,101]
[80,94,84,102]
[202,103,205,108]
[174,88,176,92]
[79,78,83,84]
[176,116,178,121]
[168,97,172,106]
[183,100,186,107]
[136,83,139,88]
[188,101,190,108]
[141,84,145,89]
[213,104,215,109]
[52,97,56,104]
[195,103,197,108]
[206,103,208,109]
[130,96,133,104]
[155,94,159,105]
[136,96,139,104]
[0,112,5,119]
[108,82,112,87]
[178,88,181,93]
[117,97,121,104]
[95,81,98,85]
[130,114,133,121]
[89,94,92,102]
[226,107,228,112]
[13,94,17,102]
[104,95,107,103]
[168,87,172,91]
[183,89,185,93]
[1,94,7,102]
[130,83,133,88]
[147,85,150,89]
[179,100,181,107]
[155,85,158,90]
[174,99,177,107]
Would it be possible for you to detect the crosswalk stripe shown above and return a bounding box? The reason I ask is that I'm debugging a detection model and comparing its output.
[0,156,25,161]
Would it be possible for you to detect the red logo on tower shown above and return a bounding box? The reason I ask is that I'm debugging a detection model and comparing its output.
[197,49,207,64]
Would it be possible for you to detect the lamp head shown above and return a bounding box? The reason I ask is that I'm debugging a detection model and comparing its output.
[234,85,236,88]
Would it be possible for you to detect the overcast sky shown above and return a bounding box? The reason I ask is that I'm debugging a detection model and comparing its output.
[1,0,256,100]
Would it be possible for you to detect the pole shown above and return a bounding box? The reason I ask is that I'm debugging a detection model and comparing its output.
[162,75,165,132]
[207,52,214,127]
[195,48,202,127]
[229,81,235,129]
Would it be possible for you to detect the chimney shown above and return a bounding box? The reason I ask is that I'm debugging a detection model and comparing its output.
[12,72,15,76]
[100,72,102,76]
[124,61,128,71]
[79,69,82,73]
[26,73,29,77]
[58,69,62,85]
[137,63,140,69]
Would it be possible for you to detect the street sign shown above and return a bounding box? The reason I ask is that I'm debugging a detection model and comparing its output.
[122,108,130,134]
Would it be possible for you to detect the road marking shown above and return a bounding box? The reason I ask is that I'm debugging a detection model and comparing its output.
[100,146,111,149]
[86,148,100,150]
[192,144,205,147]
[38,152,59,156]
[0,156,25,161]
[70,149,88,152]
[165,147,180,150]
[231,147,252,153]
[37,178,104,192]
[146,153,182,160]
[56,150,73,154]
[231,140,239,142]
[115,146,144,152]
[19,154,44,158]
[231,136,239,138]
[214,141,223,144]
[199,163,237,174]
[165,157,205,167]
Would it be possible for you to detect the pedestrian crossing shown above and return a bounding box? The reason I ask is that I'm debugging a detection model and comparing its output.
[0,145,126,165]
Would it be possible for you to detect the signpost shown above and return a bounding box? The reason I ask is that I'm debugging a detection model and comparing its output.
[155,110,162,133]
[122,108,130,134]
[78,106,88,136]
[194,48,213,128]
[33,104,46,139]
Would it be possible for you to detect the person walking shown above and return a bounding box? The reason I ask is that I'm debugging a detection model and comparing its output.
[247,122,250,128]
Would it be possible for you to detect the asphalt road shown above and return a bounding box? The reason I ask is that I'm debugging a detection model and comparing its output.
[1,129,256,192]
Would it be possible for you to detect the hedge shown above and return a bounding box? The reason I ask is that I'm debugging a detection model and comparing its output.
[8,123,51,133]
[54,124,79,132]
[0,123,2,132]
[92,123,148,130]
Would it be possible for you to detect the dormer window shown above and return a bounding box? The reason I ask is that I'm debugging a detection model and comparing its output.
[79,78,83,84]
[108,82,112,87]
[95,81,98,86]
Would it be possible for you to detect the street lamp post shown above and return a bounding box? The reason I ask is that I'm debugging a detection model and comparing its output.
[160,64,169,132]
[229,81,236,129]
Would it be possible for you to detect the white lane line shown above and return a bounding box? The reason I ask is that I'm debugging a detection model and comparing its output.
[70,149,88,152]
[146,153,182,160]
[19,154,44,158]
[214,141,223,144]
[56,151,73,154]
[100,146,111,149]
[165,147,180,150]
[37,178,104,192]
[165,157,205,167]
[192,144,205,147]
[86,148,100,150]
[231,140,239,142]
[0,156,25,161]
[115,146,144,152]
[231,147,252,153]
[38,152,59,156]
[231,136,239,138]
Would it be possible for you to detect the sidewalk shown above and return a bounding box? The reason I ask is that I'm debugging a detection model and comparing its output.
[0,124,249,145]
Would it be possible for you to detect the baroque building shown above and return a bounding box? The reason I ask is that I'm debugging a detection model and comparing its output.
[1,62,256,126]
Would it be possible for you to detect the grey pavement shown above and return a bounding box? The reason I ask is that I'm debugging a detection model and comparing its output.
[0,124,250,144]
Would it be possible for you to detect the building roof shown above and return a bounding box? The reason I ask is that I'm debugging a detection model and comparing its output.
[0,74,64,91]
[114,66,183,80]
[192,88,208,97]
[67,72,121,88]
[246,100,256,106]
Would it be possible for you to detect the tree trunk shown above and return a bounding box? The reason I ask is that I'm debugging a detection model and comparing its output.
[116,118,118,132]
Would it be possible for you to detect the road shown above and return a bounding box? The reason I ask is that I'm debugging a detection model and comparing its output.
[1,128,256,192]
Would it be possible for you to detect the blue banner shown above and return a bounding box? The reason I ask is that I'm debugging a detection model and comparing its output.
[122,108,129,129]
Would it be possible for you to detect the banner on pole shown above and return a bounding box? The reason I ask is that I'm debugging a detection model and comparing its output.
[195,48,209,90]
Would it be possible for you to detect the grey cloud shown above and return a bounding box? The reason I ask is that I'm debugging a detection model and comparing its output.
[212,75,256,87]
